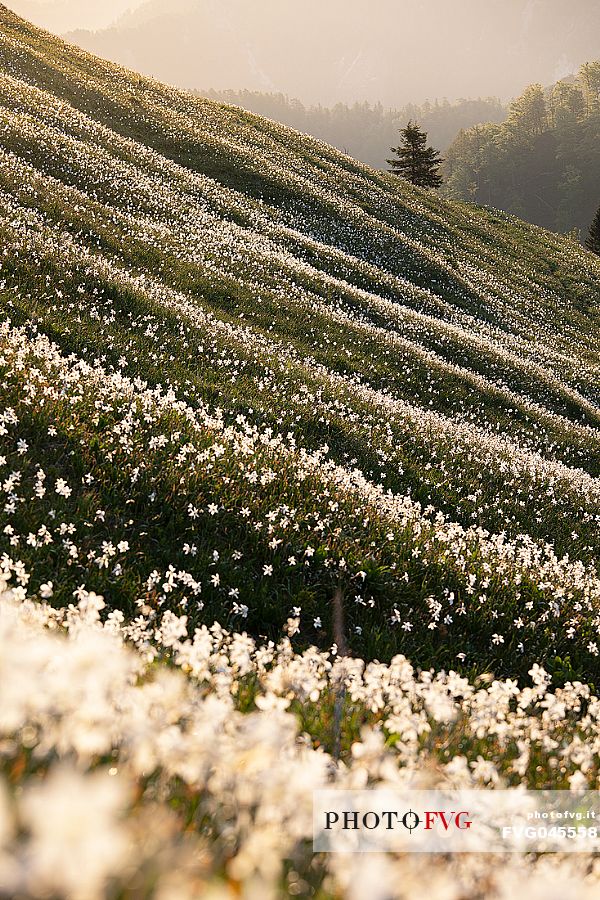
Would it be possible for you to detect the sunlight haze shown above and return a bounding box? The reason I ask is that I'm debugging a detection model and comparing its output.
[5,0,600,106]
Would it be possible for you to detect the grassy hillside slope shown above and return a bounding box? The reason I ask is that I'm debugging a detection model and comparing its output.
[1,5,600,682]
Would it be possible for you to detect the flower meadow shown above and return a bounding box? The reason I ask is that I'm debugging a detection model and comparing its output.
[1,5,600,897]
[4,578,600,899]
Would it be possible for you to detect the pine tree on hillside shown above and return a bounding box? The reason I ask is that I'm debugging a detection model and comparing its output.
[586,205,600,256]
[387,121,443,188]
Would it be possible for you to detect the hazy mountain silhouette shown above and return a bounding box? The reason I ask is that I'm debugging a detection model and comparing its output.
[64,0,600,106]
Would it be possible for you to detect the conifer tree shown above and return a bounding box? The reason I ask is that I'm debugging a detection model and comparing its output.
[387,121,443,188]
[586,205,600,256]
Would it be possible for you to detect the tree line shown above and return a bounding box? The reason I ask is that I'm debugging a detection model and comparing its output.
[198,89,505,167]
[200,74,600,256]
[441,62,600,241]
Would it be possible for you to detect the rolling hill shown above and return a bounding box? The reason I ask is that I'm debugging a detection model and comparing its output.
[3,7,600,897]
[1,3,600,682]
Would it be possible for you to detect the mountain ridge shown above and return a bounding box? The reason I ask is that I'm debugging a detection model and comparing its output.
[61,0,600,107]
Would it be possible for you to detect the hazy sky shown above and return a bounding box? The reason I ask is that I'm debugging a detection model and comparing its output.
[5,1,599,106]
[5,1,139,32]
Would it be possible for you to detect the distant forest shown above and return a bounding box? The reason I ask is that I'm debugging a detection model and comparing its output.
[443,63,600,235]
[201,73,600,238]
[197,89,506,169]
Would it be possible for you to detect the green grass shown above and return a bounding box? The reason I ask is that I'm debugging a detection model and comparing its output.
[1,4,600,683]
